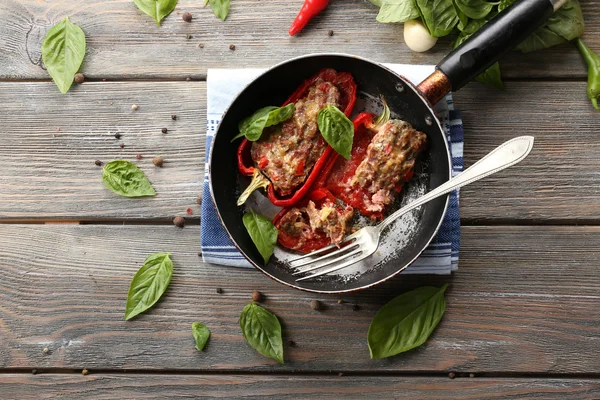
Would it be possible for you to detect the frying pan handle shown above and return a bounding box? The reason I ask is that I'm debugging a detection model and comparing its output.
[417,0,565,104]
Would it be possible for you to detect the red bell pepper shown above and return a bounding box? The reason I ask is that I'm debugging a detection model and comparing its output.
[273,188,345,253]
[322,103,416,220]
[289,0,330,37]
[237,68,357,208]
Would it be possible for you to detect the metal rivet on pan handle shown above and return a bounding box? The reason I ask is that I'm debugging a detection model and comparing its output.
[395,82,404,93]
[425,115,433,126]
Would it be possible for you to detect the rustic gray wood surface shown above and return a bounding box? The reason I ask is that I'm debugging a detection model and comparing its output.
[1,0,599,398]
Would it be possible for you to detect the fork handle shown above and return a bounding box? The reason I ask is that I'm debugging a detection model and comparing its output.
[380,136,535,232]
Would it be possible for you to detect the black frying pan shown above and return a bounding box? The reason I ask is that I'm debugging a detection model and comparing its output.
[209,0,563,293]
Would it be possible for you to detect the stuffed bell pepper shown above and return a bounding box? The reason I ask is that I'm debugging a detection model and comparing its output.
[235,68,357,208]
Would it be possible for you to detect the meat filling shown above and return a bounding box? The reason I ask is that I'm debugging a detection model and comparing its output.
[278,200,354,250]
[351,120,427,213]
[250,79,341,196]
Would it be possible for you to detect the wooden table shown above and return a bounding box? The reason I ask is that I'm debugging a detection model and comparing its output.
[1,1,600,398]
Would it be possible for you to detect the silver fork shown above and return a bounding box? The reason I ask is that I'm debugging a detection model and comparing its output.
[291,136,535,281]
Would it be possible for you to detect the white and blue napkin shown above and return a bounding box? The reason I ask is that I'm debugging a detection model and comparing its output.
[201,65,463,274]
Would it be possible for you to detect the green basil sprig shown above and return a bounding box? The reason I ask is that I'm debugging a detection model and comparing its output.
[373,0,420,23]
[240,302,284,364]
[102,160,156,198]
[192,322,211,351]
[204,0,230,21]
[242,208,278,265]
[232,104,295,142]
[124,253,173,320]
[453,0,495,20]
[416,0,459,37]
[134,0,178,26]
[41,17,86,94]
[368,285,448,360]
[317,105,354,160]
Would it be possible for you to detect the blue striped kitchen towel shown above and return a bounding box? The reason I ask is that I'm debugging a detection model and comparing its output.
[201,65,463,274]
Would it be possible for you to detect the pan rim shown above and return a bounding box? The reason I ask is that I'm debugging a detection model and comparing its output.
[208,53,452,294]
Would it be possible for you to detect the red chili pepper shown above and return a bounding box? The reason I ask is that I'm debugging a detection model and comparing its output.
[289,0,330,36]
[236,68,357,208]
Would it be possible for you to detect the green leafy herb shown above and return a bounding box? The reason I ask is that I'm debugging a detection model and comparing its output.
[575,38,600,110]
[416,0,459,37]
[192,322,211,351]
[102,160,156,198]
[41,17,86,94]
[124,253,173,320]
[453,0,495,20]
[375,0,420,23]
[454,2,469,32]
[134,0,178,25]
[242,208,278,265]
[511,0,584,53]
[240,302,284,364]
[317,105,354,159]
[232,104,295,142]
[368,285,448,359]
[204,0,231,21]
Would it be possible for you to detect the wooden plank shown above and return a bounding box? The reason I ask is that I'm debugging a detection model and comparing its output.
[0,224,599,373]
[1,80,599,221]
[0,0,596,80]
[0,81,205,221]
[2,374,600,400]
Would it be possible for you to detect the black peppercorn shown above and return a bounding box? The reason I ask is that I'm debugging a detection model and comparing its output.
[94,160,102,166]
[114,133,122,139]
[171,114,177,120]
[448,372,456,379]
[74,73,85,84]
[328,30,334,37]
[289,340,296,347]
[216,287,224,294]
[182,12,192,22]
[153,156,164,167]
[252,290,263,302]
[229,44,236,50]
[119,143,125,149]
[173,216,185,228]
[352,304,360,311]
[310,300,322,310]
[161,127,168,134]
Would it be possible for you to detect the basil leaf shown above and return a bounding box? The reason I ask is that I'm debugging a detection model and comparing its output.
[41,17,86,94]
[368,285,448,359]
[134,0,178,26]
[206,0,230,21]
[544,0,584,41]
[317,105,354,160]
[102,160,156,198]
[369,0,384,6]
[499,0,584,53]
[454,3,469,32]
[497,0,514,11]
[453,0,495,20]
[240,302,284,364]
[233,104,295,142]
[475,62,503,89]
[416,0,459,37]
[376,0,420,23]
[124,253,173,320]
[192,322,211,351]
[242,208,278,265]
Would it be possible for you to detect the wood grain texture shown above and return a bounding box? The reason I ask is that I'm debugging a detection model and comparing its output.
[2,374,600,400]
[0,224,599,373]
[0,0,596,80]
[0,81,205,221]
[1,81,600,221]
